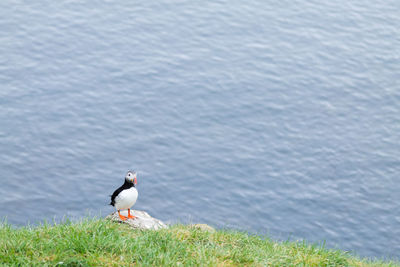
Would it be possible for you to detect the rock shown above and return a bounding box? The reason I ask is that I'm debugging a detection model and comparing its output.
[190,224,216,232]
[106,210,168,230]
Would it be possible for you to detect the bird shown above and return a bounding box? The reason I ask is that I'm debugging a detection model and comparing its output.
[110,170,138,221]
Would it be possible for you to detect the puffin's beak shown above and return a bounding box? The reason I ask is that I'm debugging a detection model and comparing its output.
[134,177,137,185]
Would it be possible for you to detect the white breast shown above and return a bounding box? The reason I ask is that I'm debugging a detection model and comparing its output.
[114,187,138,210]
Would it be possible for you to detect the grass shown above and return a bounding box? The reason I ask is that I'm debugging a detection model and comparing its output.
[0,219,398,266]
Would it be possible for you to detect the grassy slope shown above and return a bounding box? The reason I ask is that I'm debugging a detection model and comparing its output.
[0,219,397,266]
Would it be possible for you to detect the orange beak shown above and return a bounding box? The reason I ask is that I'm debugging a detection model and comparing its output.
[134,177,137,185]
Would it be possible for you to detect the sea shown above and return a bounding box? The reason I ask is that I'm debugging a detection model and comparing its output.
[0,0,399,260]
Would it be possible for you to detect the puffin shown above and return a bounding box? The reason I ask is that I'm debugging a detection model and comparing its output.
[110,170,138,220]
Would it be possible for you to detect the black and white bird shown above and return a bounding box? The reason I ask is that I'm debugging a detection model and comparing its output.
[110,170,138,220]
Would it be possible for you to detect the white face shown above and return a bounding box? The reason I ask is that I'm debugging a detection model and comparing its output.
[125,171,137,184]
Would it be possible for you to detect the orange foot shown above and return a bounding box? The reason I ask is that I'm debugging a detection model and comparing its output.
[127,209,137,219]
[119,214,128,221]
[118,210,127,221]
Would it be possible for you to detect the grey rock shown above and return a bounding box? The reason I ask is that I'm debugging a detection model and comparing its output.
[106,210,168,230]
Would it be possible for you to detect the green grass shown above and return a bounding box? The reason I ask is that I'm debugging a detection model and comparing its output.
[0,219,397,266]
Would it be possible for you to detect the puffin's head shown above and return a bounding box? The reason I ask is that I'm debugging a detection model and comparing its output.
[125,170,137,185]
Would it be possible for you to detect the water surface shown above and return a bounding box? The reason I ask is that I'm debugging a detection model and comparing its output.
[1,0,399,259]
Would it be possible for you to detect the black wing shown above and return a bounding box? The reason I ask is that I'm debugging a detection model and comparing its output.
[110,186,124,206]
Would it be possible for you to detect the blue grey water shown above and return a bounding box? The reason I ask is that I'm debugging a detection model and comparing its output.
[1,0,399,260]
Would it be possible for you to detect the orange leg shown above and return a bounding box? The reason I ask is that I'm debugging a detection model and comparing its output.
[128,209,136,219]
[118,210,127,221]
